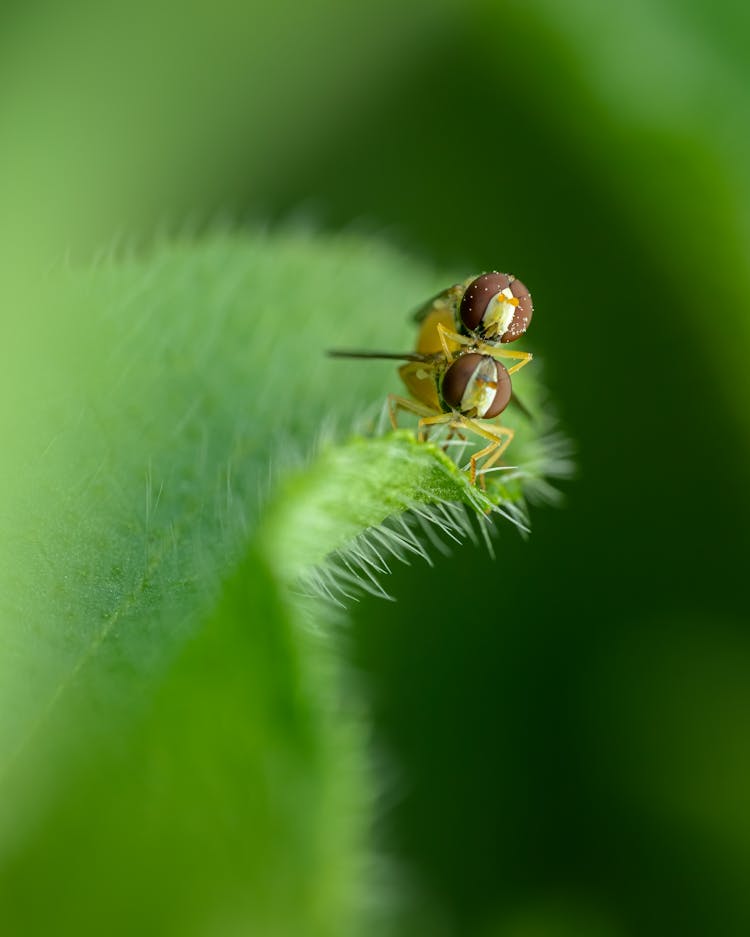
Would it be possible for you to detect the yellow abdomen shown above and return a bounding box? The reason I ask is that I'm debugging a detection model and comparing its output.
[415,307,460,356]
[398,307,460,412]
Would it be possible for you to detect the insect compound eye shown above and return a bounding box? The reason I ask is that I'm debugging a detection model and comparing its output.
[459,272,533,343]
[441,353,512,419]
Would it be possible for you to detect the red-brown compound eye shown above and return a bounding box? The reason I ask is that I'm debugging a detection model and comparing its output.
[441,353,512,419]
[460,273,511,330]
[459,272,533,343]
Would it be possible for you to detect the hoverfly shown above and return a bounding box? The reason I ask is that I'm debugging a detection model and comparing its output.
[413,271,533,374]
[329,272,534,486]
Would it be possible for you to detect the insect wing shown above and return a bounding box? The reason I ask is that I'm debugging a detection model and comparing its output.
[410,283,464,324]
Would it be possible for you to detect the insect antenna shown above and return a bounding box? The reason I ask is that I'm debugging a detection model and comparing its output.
[327,350,429,362]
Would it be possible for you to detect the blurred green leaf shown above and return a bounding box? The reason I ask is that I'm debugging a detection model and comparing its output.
[0,0,461,264]
[0,548,370,936]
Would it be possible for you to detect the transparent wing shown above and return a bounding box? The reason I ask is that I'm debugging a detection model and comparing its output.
[410,283,464,323]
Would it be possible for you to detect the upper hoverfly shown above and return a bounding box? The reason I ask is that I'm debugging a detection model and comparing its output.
[412,271,533,372]
[329,272,534,487]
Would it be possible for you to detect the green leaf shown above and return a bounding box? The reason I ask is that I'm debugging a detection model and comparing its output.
[0,230,563,935]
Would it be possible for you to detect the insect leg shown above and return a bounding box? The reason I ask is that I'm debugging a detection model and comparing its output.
[476,345,533,376]
[436,322,472,362]
[416,412,455,443]
[476,424,515,475]
[460,418,515,486]
[443,425,467,446]
[387,394,437,431]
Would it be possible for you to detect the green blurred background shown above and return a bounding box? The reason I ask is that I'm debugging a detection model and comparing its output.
[2,1,750,935]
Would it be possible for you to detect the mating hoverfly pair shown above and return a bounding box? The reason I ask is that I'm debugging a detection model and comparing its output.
[330,272,534,486]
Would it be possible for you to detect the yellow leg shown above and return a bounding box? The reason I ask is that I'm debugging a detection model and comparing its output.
[460,418,515,486]
[436,322,471,362]
[435,324,533,376]
[477,345,533,376]
[476,423,515,475]
[416,412,454,442]
[387,394,437,431]
[443,426,467,450]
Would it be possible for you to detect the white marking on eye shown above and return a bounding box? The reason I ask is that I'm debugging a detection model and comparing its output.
[461,360,497,417]
[482,288,517,337]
